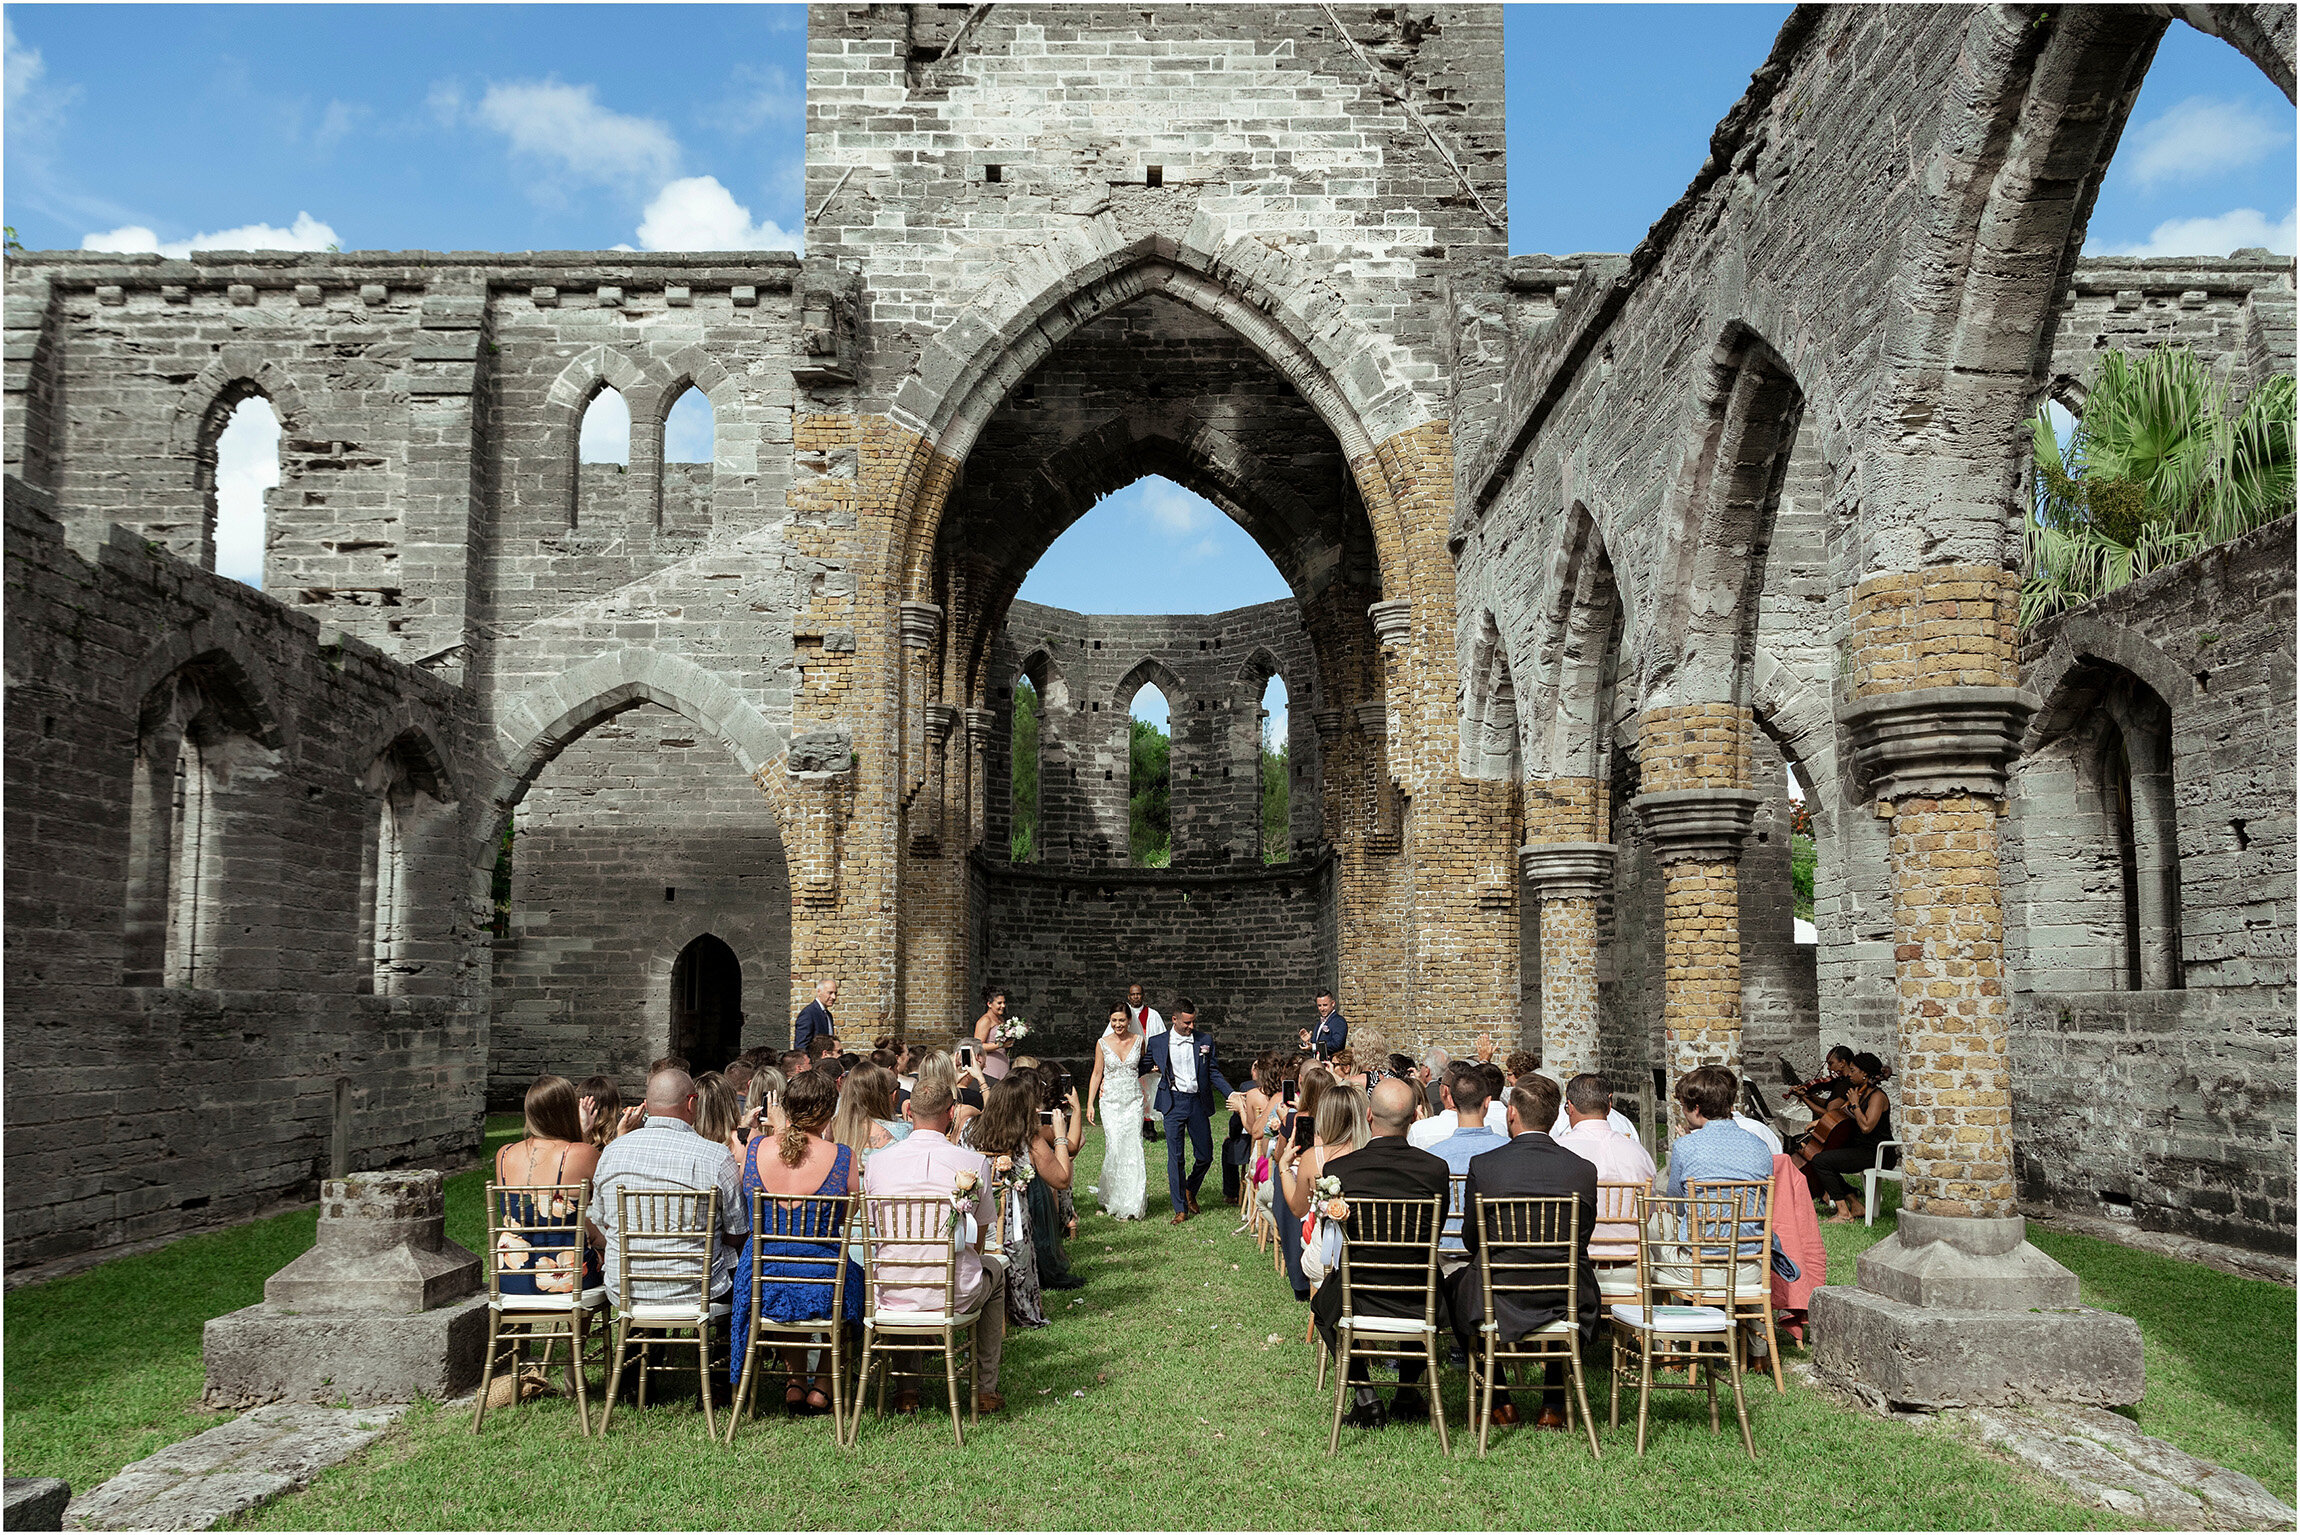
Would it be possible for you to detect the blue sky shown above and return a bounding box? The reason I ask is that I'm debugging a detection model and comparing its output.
[7,3,2289,734]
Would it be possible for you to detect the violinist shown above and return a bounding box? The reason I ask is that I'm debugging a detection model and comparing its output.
[1801,1052,1895,1223]
[1784,1046,1855,1118]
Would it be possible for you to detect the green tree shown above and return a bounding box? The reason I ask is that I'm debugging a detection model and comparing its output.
[1261,720,1290,864]
[1129,716,1171,866]
[1791,833,1815,924]
[1010,677,1039,863]
[489,812,515,938]
[2023,347,2294,628]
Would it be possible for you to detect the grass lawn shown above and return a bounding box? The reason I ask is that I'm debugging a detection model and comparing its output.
[3,1118,2285,1529]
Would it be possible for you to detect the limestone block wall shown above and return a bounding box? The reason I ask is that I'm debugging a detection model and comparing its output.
[2005,518,2297,1252]
[2047,254,2296,404]
[3,479,484,1274]
[490,703,793,1106]
[973,853,1338,1063]
[985,599,1322,868]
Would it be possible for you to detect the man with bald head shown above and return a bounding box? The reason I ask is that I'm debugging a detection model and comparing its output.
[588,1067,748,1309]
[1312,1074,1451,1432]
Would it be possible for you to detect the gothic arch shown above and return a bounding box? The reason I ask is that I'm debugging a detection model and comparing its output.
[1521,504,1629,800]
[350,705,459,804]
[130,618,293,758]
[1461,608,1525,783]
[2022,616,2197,751]
[1112,655,1188,718]
[166,349,314,462]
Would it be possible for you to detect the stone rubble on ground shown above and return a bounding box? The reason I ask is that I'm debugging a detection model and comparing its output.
[1964,1403,2299,1533]
[65,1403,406,1533]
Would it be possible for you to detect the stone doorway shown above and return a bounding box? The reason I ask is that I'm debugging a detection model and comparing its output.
[669,934,744,1075]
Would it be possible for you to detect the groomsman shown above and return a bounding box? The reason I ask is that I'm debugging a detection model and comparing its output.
[1301,989,1349,1060]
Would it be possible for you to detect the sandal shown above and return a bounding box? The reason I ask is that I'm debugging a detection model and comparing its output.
[803,1385,832,1415]
[783,1377,807,1413]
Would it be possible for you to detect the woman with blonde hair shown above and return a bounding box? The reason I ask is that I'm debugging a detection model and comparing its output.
[727,1068,859,1417]
[829,1063,902,1164]
[692,1071,744,1163]
[576,1074,624,1149]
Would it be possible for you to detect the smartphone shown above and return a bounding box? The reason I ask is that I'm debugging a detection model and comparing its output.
[1292,1115,1315,1151]
[1038,1108,1054,1126]
[1282,1078,1297,1104]
[958,1043,975,1066]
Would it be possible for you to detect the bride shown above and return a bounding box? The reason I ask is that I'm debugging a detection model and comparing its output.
[1086,1003,1148,1220]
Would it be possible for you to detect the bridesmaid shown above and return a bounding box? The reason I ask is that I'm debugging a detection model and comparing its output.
[971,983,1014,1083]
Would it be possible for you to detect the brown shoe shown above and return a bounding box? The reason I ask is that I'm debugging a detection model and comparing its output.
[892,1389,921,1416]
[1170,1211,1189,1224]
[1533,1405,1569,1431]
[1185,1190,1201,1215]
[975,1391,1005,1414]
[1481,1402,1520,1428]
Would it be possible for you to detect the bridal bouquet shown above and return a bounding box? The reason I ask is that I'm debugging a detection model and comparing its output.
[993,1018,1030,1047]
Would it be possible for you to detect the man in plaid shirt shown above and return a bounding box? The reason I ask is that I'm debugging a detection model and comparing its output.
[588,1068,748,1307]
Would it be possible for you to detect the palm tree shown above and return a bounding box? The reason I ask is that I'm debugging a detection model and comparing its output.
[2022,346,2294,628]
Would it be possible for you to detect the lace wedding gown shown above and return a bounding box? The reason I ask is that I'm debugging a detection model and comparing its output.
[1097,1035,1148,1219]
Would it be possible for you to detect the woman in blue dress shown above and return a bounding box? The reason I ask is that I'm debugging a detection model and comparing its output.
[728,1068,861,1416]
[492,1074,602,1300]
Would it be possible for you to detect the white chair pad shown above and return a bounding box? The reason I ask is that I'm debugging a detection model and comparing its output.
[1482,1319,1574,1336]
[1338,1315,1434,1337]
[1611,1303,1732,1334]
[1595,1272,1642,1297]
[868,1309,982,1330]
[624,1299,732,1325]
[491,1286,607,1314]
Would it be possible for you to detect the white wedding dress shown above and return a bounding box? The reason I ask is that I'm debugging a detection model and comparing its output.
[1097,1035,1148,1219]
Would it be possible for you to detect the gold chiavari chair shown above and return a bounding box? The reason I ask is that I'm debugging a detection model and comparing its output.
[598,1187,726,1439]
[1682,1176,1783,1392]
[1323,1194,1450,1456]
[474,1180,605,1436]
[725,1190,855,1446]
[1607,1188,1755,1458]
[850,1194,984,1447]
[1465,1193,1599,1459]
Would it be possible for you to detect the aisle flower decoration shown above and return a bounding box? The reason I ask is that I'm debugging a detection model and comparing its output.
[1310,1174,1348,1223]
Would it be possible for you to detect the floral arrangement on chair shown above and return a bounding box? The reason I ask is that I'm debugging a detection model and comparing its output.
[1309,1174,1348,1224]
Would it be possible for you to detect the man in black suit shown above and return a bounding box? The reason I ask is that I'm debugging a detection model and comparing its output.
[1299,989,1350,1060]
[1311,1076,1450,1429]
[1450,1072,1599,1430]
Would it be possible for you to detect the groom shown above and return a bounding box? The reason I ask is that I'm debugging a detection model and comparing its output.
[1142,999,1235,1224]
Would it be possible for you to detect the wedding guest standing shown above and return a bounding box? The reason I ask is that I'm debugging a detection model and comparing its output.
[793,978,839,1053]
[972,984,1015,1082]
[1301,989,1350,1060]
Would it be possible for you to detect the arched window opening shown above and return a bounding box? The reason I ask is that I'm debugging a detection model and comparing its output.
[575,386,630,528]
[1788,760,1817,945]
[664,387,715,463]
[124,671,263,990]
[163,739,219,987]
[2021,659,2183,992]
[1129,682,1171,867]
[670,934,745,1076]
[205,392,279,588]
[1010,672,1042,863]
[1259,672,1290,864]
[359,738,447,996]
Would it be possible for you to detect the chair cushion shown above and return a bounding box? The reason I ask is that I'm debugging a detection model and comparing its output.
[1482,1319,1575,1336]
[1594,1271,1642,1297]
[1338,1314,1433,1337]
[868,1309,982,1330]
[624,1299,732,1325]
[1610,1303,1732,1333]
[492,1287,607,1314]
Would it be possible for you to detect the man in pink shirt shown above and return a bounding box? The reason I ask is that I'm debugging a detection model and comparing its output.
[1552,1072,1657,1260]
[860,1077,1008,1413]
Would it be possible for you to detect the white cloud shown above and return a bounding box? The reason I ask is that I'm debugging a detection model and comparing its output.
[213,398,279,588]
[1134,480,1215,539]
[2090,206,2297,259]
[2124,96,2290,190]
[81,211,340,260]
[636,176,799,251]
[311,99,365,153]
[5,19,72,144]
[475,79,679,193]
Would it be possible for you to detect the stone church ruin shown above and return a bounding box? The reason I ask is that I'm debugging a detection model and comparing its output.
[5,3,2293,1410]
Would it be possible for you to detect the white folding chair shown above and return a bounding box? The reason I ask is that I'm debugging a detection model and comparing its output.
[1863,1141,1904,1226]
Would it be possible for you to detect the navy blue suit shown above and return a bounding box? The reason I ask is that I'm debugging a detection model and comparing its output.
[793,999,834,1052]
[1145,1029,1235,1214]
[1307,1009,1350,1060]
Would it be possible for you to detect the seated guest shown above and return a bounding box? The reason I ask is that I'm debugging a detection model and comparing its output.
[1428,1064,1508,1263]
[1407,1061,1506,1149]
[727,1068,860,1416]
[1548,1072,1640,1140]
[693,1072,745,1161]
[861,1077,1009,1415]
[1552,1073,1656,1260]
[1656,1065,1772,1294]
[1449,1073,1598,1429]
[745,1067,787,1142]
[493,1074,603,1298]
[651,1054,690,1076]
[806,1035,838,1068]
[1503,1049,1538,1088]
[1421,1048,1450,1117]
[577,1074,625,1151]
[1278,1082,1370,1220]
[779,1048,812,1081]
[1477,1061,1506,1109]
[1312,1077,1450,1430]
[831,1063,908,1165]
[725,1058,756,1099]
[588,1068,748,1309]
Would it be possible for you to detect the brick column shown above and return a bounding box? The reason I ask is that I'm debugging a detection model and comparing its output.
[1811,564,2140,1412]
[1630,706,1759,1129]
[962,706,994,852]
[1518,841,1612,1077]
[899,601,942,853]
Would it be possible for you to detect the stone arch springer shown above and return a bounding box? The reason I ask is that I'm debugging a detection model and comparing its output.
[130,615,295,760]
[2021,615,2196,753]
[350,701,460,805]
[166,348,314,462]
[480,647,788,861]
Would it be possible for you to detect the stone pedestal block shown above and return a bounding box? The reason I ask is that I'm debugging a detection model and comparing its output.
[202,1293,488,1410]
[1856,1211,2080,1310]
[4,1477,70,1530]
[263,1170,478,1314]
[1809,1285,2143,1412]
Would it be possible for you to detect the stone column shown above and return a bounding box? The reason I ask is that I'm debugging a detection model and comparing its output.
[1811,566,2140,1411]
[1631,705,1758,1125]
[1311,708,1348,847]
[1518,841,1613,1077]
[962,705,995,852]
[1354,702,1397,853]
[899,601,942,853]
[919,701,956,854]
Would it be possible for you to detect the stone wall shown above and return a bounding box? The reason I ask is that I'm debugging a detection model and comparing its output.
[3,479,484,1273]
[973,851,1337,1063]
[2006,518,2297,1252]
